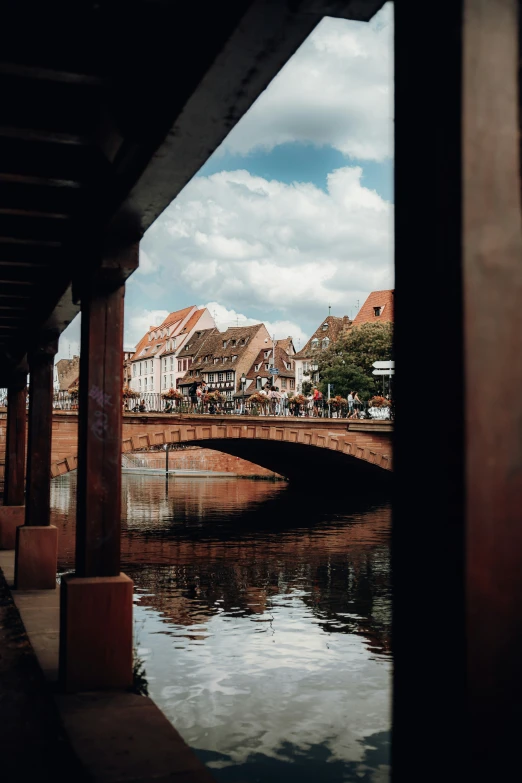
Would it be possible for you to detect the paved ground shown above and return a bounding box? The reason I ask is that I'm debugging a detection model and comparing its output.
[0,567,88,782]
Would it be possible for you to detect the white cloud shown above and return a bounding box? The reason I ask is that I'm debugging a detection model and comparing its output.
[217,3,393,160]
[142,166,393,326]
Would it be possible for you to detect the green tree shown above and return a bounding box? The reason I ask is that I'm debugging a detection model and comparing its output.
[315,322,393,400]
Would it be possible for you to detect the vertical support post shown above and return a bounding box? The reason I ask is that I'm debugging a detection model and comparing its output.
[0,372,27,549]
[463,1,522,778]
[395,1,522,780]
[394,1,465,780]
[59,242,138,692]
[15,336,58,588]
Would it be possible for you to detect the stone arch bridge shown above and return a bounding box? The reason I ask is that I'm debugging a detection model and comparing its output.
[47,413,393,484]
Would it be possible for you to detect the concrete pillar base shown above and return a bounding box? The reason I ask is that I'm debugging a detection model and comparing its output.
[59,573,133,692]
[0,505,25,549]
[15,525,58,589]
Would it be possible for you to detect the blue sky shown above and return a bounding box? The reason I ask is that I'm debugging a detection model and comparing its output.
[57,3,394,359]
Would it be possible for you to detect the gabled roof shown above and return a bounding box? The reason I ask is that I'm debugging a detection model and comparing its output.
[244,345,295,382]
[132,305,196,358]
[179,324,268,384]
[294,315,351,359]
[167,308,208,354]
[352,290,394,326]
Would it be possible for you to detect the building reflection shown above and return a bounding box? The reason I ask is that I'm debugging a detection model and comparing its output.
[53,473,391,656]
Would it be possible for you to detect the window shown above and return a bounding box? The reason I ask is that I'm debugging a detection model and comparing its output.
[208,373,215,383]
[139,379,142,390]
[183,360,187,371]
[163,375,166,389]
[170,357,174,370]
[303,362,310,373]
[290,379,295,390]
[144,377,148,390]
[232,355,237,362]
[256,377,262,390]
[163,359,167,371]
[264,350,270,359]
[178,361,182,372]
[133,365,136,377]
[218,372,224,382]
[170,375,173,387]
[223,340,227,348]
[322,323,328,331]
[374,306,382,316]
[322,337,330,349]
[226,390,233,400]
[189,370,194,376]
[281,377,287,388]
[139,363,142,375]
[311,338,319,349]
[265,363,270,371]
[298,367,303,379]
[226,371,233,381]
[183,387,189,397]
[214,357,219,364]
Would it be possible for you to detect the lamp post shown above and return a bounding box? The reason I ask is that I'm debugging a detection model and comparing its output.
[241,373,246,414]
[163,443,170,478]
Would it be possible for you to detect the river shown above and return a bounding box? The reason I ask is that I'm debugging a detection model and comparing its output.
[51,473,392,783]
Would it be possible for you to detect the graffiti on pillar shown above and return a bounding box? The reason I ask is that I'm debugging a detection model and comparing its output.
[89,384,112,441]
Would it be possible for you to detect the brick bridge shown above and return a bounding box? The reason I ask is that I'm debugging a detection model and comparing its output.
[45,412,393,483]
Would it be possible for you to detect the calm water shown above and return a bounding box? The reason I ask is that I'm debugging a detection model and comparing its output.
[51,473,392,783]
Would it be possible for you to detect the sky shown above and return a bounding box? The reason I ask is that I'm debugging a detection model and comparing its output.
[56,2,393,360]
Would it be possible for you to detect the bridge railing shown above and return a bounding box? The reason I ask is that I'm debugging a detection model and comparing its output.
[0,389,393,420]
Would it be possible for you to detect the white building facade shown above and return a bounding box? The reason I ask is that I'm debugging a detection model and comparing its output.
[130,306,216,395]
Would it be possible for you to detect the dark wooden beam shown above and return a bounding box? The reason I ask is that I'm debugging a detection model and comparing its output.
[24,334,58,527]
[394,0,465,780]
[75,245,138,577]
[4,381,27,507]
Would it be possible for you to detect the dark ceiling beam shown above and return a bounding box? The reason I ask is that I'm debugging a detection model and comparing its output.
[0,173,84,189]
[0,62,105,86]
[0,126,91,147]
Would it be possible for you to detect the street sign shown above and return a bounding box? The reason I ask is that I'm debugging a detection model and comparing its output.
[372,360,395,369]
[269,367,279,375]
[372,369,395,376]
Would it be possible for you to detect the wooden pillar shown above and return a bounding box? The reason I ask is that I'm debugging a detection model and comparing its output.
[463,0,522,777]
[394,1,521,780]
[4,382,27,507]
[0,372,27,549]
[14,336,58,588]
[59,243,138,692]
[25,337,58,527]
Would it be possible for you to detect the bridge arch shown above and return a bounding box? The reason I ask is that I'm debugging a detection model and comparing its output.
[49,413,393,483]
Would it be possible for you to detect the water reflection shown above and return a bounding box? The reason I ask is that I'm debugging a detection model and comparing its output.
[52,474,391,782]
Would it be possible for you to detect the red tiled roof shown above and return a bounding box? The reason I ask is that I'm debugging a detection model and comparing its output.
[352,290,394,326]
[178,324,268,384]
[244,345,295,382]
[132,305,196,357]
[294,315,351,359]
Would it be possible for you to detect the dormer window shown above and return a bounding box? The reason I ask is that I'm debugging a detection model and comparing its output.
[214,357,219,364]
[231,339,236,347]
[222,356,228,363]
[311,338,319,349]
[374,306,383,317]
[223,340,227,349]
[255,364,260,371]
[264,350,271,359]
[322,323,328,331]
[322,338,329,349]
[232,355,237,362]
